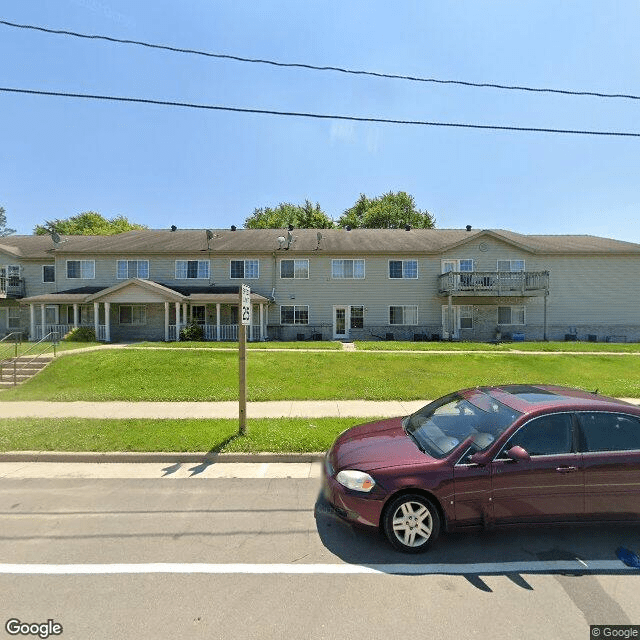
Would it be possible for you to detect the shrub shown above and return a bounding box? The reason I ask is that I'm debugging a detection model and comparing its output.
[63,326,97,342]
[179,322,204,342]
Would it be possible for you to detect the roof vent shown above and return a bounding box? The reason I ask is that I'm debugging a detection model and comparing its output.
[345,225,352,231]
[231,225,237,231]
[170,225,177,232]
[466,225,472,231]
[288,224,294,231]
[405,224,411,231]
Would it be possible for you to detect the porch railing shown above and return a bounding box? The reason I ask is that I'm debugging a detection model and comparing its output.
[0,276,25,298]
[33,324,73,341]
[438,271,549,296]
[168,323,261,342]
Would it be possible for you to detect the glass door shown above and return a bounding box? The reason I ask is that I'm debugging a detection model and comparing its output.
[333,306,347,339]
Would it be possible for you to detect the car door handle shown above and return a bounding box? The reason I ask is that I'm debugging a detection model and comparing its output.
[556,466,578,473]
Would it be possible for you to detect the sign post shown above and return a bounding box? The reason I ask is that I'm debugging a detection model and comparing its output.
[239,284,251,435]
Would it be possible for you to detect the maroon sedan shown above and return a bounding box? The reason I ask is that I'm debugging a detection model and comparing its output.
[322,384,640,552]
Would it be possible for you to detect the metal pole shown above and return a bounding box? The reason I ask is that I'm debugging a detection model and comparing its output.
[239,321,247,436]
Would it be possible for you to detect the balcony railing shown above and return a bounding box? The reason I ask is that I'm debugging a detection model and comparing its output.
[438,271,549,296]
[0,276,25,298]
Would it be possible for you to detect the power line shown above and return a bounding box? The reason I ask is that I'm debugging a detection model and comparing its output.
[1,18,639,102]
[1,86,639,137]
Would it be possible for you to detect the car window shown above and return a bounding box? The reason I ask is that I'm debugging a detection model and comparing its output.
[503,413,573,456]
[578,412,640,452]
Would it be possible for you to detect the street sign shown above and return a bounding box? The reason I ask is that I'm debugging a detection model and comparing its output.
[241,284,251,326]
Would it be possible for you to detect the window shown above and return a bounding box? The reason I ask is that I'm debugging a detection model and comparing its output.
[44,306,58,325]
[119,305,146,325]
[191,306,206,325]
[66,260,95,279]
[117,260,149,279]
[389,305,418,325]
[498,305,525,325]
[504,413,573,456]
[280,259,309,279]
[578,413,640,452]
[332,259,365,279]
[350,306,364,329]
[497,260,525,271]
[389,260,418,279]
[230,260,259,279]
[460,305,473,329]
[175,260,209,279]
[280,305,309,325]
[7,306,20,329]
[42,265,55,283]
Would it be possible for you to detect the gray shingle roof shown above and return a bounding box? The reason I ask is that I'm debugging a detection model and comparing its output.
[1,228,640,258]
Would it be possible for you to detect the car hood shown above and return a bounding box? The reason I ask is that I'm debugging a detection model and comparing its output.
[331,417,434,472]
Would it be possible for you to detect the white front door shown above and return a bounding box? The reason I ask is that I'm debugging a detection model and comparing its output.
[442,305,460,340]
[333,306,348,339]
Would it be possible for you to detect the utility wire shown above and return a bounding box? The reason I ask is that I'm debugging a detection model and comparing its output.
[1,18,639,102]
[1,86,639,137]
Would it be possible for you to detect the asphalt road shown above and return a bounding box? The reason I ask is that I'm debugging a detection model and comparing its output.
[0,475,639,640]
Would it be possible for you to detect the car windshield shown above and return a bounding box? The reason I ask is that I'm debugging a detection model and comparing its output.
[403,392,522,458]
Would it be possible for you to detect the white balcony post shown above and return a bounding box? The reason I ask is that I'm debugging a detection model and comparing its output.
[174,302,180,341]
[164,302,169,342]
[216,303,221,342]
[259,303,264,341]
[40,304,45,339]
[93,302,99,339]
[104,302,111,342]
[182,303,188,326]
[30,304,35,340]
[73,303,79,328]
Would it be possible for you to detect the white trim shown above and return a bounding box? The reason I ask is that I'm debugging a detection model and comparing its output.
[389,305,418,325]
[41,264,55,283]
[175,260,210,280]
[331,259,365,279]
[116,259,149,279]
[388,259,418,279]
[280,304,309,325]
[230,259,259,280]
[279,258,309,279]
[66,259,95,280]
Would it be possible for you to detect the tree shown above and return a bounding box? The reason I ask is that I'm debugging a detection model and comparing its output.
[338,192,435,229]
[244,200,335,229]
[33,212,148,236]
[0,206,16,237]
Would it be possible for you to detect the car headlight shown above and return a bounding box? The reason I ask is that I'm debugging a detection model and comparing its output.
[336,470,376,492]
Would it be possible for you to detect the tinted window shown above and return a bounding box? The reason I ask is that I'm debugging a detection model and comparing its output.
[505,413,573,456]
[578,412,640,452]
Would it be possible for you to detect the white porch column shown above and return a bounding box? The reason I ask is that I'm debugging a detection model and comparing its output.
[30,304,35,341]
[174,302,181,341]
[94,302,99,338]
[73,304,79,328]
[164,302,169,342]
[104,302,111,342]
[182,303,188,326]
[40,304,45,339]
[259,304,264,341]
[216,303,221,342]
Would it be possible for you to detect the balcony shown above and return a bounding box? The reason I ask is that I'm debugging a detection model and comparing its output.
[438,271,549,297]
[0,276,25,298]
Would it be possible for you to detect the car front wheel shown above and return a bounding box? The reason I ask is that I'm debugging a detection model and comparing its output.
[383,494,440,553]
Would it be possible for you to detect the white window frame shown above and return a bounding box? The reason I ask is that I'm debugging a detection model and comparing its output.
[280,305,309,325]
[331,259,365,279]
[350,305,364,329]
[230,259,259,280]
[459,305,473,329]
[389,305,418,325]
[80,304,94,325]
[280,259,309,279]
[42,265,55,283]
[497,305,526,326]
[118,305,147,325]
[6,306,21,329]
[389,259,418,279]
[117,260,149,279]
[66,260,95,280]
[497,259,525,272]
[175,260,210,280]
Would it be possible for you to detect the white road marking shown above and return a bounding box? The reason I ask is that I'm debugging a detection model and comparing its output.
[0,561,632,575]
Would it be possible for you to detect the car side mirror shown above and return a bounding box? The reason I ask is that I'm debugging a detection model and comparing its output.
[505,445,530,462]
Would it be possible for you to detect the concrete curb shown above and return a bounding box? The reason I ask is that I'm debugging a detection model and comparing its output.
[0,451,325,464]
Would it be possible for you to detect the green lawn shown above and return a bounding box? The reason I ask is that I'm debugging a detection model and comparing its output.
[0,417,358,453]
[2,349,639,401]
[355,340,640,352]
[131,340,342,350]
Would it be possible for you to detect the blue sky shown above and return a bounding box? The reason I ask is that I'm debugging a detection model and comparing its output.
[1,1,639,242]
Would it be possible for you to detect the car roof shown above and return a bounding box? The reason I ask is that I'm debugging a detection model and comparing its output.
[463,384,639,415]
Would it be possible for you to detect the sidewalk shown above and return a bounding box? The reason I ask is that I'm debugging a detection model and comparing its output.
[0,400,427,419]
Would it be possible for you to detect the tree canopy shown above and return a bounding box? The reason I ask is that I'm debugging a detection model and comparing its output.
[338,192,435,229]
[34,212,148,236]
[244,200,335,229]
[0,206,16,237]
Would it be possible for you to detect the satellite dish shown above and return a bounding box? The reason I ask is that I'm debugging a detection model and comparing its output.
[51,232,61,244]
[316,232,323,250]
[277,236,286,249]
[206,229,214,241]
